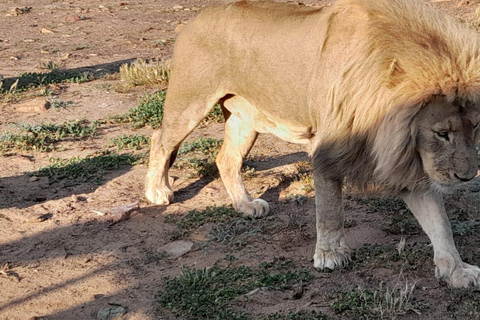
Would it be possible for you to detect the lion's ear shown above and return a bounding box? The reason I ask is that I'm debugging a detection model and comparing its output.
[386,58,405,88]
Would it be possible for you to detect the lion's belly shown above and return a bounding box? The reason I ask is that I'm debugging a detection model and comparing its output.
[223,95,314,145]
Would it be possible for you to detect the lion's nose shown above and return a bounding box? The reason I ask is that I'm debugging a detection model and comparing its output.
[454,173,475,182]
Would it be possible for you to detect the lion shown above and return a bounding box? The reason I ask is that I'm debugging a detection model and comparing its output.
[145,0,480,288]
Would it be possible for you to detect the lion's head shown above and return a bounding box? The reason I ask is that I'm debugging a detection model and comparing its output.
[414,97,480,192]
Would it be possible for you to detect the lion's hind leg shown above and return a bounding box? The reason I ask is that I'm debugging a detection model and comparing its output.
[216,98,269,218]
[145,92,221,205]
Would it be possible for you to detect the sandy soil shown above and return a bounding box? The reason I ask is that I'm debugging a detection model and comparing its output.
[1,0,480,319]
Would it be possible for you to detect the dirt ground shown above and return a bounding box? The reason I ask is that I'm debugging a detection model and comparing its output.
[1,0,480,319]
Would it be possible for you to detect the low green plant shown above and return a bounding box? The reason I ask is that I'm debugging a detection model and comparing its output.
[353,242,432,273]
[264,310,328,320]
[178,137,223,155]
[29,151,144,184]
[16,69,94,90]
[165,205,241,232]
[212,217,263,245]
[0,120,97,152]
[156,263,314,320]
[446,288,480,318]
[330,282,419,319]
[110,91,165,129]
[353,196,420,235]
[174,137,223,177]
[109,134,150,150]
[48,99,77,110]
[451,220,480,236]
[205,104,224,123]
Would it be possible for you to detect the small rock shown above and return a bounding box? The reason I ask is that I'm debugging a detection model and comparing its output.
[160,240,194,258]
[96,304,127,320]
[172,5,184,10]
[40,28,54,34]
[29,176,39,182]
[245,288,260,297]
[15,98,50,113]
[190,222,215,242]
[65,14,81,22]
[174,24,184,33]
[97,202,139,223]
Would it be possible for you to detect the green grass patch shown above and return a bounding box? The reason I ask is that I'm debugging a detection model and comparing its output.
[12,69,94,91]
[165,205,241,232]
[264,310,327,320]
[48,99,77,110]
[29,151,144,184]
[353,196,420,235]
[353,242,432,272]
[109,134,150,150]
[173,137,224,178]
[205,104,224,123]
[330,282,420,319]
[0,120,97,153]
[110,91,165,129]
[178,137,223,155]
[446,289,480,318]
[156,263,314,320]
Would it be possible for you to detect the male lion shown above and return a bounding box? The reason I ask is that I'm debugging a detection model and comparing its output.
[145,0,480,287]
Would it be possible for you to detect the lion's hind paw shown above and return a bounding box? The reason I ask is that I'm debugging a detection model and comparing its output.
[443,263,480,288]
[313,247,351,270]
[145,187,174,205]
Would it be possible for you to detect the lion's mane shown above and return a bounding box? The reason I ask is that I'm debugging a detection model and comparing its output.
[312,0,480,192]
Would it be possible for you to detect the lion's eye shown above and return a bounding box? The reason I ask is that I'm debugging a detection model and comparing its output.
[435,131,450,141]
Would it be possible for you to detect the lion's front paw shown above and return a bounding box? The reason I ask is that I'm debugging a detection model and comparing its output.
[313,246,351,270]
[439,262,480,288]
[236,199,270,218]
[145,186,174,205]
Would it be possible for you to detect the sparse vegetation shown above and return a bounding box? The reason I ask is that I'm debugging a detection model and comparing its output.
[174,137,224,177]
[29,151,144,184]
[353,196,420,235]
[212,217,264,245]
[109,134,150,150]
[40,60,60,71]
[330,282,420,319]
[16,69,94,90]
[353,242,432,273]
[0,120,97,153]
[119,59,170,87]
[110,91,165,129]
[178,137,223,155]
[165,205,241,232]
[47,99,77,110]
[264,310,328,320]
[156,262,314,319]
[445,289,480,318]
[278,161,314,194]
[205,104,225,123]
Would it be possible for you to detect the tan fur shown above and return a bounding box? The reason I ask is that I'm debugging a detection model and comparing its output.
[145,0,480,287]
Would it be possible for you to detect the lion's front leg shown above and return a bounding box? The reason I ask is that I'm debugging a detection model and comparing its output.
[312,171,351,270]
[400,190,480,288]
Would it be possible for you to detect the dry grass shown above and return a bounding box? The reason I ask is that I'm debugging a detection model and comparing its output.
[119,59,170,87]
